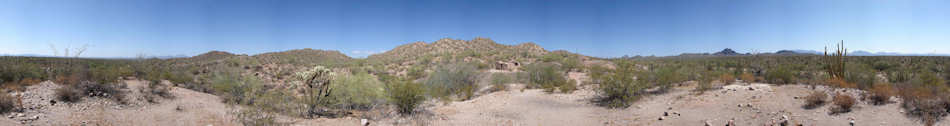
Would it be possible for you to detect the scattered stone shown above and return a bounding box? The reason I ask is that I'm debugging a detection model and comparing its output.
[16,113,24,117]
[658,116,665,120]
[361,119,369,126]
[727,119,735,126]
[663,112,669,116]
[704,120,712,126]
[749,87,755,91]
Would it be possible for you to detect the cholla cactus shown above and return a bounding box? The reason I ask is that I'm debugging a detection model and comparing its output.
[296,66,335,97]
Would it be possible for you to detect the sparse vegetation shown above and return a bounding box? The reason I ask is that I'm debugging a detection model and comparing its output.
[141,80,174,103]
[525,63,570,93]
[803,91,827,109]
[425,63,479,101]
[0,93,17,114]
[489,73,513,92]
[739,73,755,84]
[55,85,83,103]
[831,93,856,114]
[868,82,896,105]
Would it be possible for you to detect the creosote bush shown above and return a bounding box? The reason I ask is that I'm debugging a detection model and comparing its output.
[425,63,479,101]
[388,80,426,115]
[594,61,645,108]
[327,72,385,110]
[803,91,827,109]
[489,73,513,92]
[525,63,570,93]
[765,67,796,84]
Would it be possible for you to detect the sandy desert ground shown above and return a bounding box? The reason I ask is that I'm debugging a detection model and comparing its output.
[1,76,942,126]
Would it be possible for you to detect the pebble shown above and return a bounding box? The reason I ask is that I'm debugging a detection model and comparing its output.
[658,116,665,120]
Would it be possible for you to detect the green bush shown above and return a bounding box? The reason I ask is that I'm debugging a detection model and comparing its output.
[489,73,513,92]
[425,63,479,100]
[560,79,577,93]
[212,72,263,105]
[327,72,385,110]
[388,80,426,115]
[594,62,645,108]
[651,66,685,90]
[525,63,569,93]
[765,67,796,84]
[845,63,876,89]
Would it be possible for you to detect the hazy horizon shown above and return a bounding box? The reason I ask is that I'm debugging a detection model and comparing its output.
[2,0,948,58]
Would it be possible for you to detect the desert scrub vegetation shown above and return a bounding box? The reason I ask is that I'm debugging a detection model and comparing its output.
[388,79,426,115]
[55,85,83,103]
[326,72,385,110]
[647,66,685,92]
[140,80,173,103]
[0,93,17,114]
[739,73,756,84]
[488,73,514,92]
[524,63,571,93]
[867,82,896,105]
[719,73,736,84]
[802,91,827,109]
[765,67,796,85]
[211,71,264,105]
[425,63,479,101]
[830,93,856,114]
[54,81,127,104]
[593,60,646,108]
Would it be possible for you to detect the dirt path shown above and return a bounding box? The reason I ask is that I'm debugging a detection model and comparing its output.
[2,80,237,126]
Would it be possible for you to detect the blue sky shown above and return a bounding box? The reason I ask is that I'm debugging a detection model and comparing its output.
[1,0,948,58]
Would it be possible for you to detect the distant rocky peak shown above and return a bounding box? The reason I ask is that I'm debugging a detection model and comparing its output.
[714,48,740,55]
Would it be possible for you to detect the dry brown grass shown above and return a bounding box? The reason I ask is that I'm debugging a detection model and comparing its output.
[803,91,827,109]
[739,73,755,84]
[826,78,857,89]
[831,93,856,114]
[868,83,896,105]
[719,74,735,84]
[0,93,17,114]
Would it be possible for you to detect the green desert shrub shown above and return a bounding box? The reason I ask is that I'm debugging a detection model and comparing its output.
[845,63,876,89]
[765,67,796,84]
[425,63,479,101]
[595,60,646,108]
[489,73,513,92]
[524,63,570,93]
[327,72,385,110]
[651,66,685,91]
[212,72,264,105]
[388,80,426,115]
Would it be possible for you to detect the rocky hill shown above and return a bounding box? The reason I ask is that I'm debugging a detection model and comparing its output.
[367,37,548,64]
